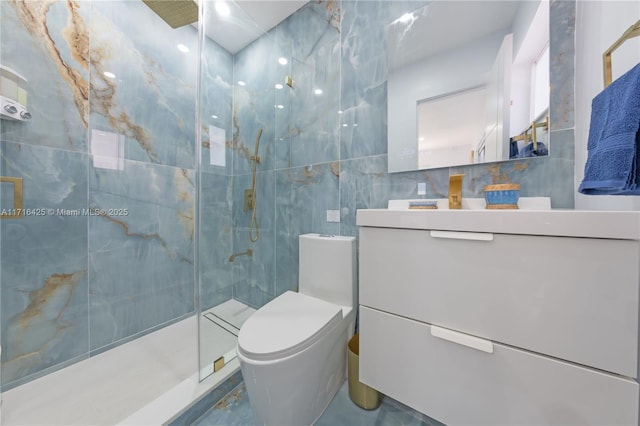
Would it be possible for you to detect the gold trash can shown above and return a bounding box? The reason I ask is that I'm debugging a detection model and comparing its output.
[347,333,382,410]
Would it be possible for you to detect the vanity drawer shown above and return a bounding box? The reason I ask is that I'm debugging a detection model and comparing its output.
[359,306,639,426]
[359,226,639,378]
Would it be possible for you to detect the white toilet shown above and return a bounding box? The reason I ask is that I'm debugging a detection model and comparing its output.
[237,233,356,426]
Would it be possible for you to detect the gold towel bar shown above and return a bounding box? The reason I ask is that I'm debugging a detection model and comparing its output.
[603,19,640,87]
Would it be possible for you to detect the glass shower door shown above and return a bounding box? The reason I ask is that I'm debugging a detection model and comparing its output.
[197,0,281,380]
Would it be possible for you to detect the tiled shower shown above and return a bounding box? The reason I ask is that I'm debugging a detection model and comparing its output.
[0,0,575,397]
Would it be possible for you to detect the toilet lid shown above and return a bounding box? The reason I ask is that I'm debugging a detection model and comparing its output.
[237,291,342,361]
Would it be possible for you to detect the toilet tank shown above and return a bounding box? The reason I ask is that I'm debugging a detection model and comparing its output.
[299,233,356,308]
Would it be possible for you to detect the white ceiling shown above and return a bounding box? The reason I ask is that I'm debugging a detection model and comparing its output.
[203,1,308,54]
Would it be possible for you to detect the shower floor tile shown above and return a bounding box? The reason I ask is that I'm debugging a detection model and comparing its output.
[193,379,442,426]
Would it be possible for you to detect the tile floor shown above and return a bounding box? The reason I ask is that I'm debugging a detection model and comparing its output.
[193,379,444,426]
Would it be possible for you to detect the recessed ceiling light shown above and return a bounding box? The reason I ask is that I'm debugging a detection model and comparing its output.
[177,44,189,53]
[342,123,348,127]
[237,80,246,86]
[211,115,218,119]
[103,71,116,79]
[276,104,284,109]
[353,123,358,127]
[275,83,284,89]
[215,1,230,17]
[314,89,323,95]
[278,57,288,65]
[337,110,343,114]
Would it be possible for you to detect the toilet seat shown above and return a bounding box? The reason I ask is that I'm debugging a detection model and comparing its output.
[237,291,342,361]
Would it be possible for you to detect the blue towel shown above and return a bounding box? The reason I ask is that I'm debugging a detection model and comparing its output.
[518,141,548,158]
[509,139,519,159]
[579,62,640,195]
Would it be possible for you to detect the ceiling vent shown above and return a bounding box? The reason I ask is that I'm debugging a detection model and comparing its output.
[142,0,198,29]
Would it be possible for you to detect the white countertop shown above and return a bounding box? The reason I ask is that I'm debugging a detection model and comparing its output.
[356,209,640,240]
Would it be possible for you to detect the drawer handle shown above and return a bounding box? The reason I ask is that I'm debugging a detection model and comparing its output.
[430,325,494,353]
[430,230,493,241]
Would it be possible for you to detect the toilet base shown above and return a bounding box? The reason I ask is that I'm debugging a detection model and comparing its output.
[238,321,348,426]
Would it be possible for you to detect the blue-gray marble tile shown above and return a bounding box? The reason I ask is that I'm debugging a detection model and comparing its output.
[339,1,428,161]
[340,77,388,160]
[274,163,341,297]
[88,1,197,169]
[199,172,233,311]
[170,370,243,426]
[341,0,427,66]
[339,155,448,237]
[451,161,527,197]
[316,380,442,426]
[0,1,89,152]
[550,0,576,131]
[276,1,341,64]
[450,153,574,209]
[274,185,298,298]
[550,128,575,161]
[88,274,193,350]
[274,223,298,298]
[0,142,89,386]
[200,37,234,176]
[194,378,440,426]
[513,156,574,209]
[232,229,275,310]
[530,158,575,209]
[233,31,277,175]
[275,163,340,236]
[289,45,341,168]
[232,171,275,231]
[230,175,276,310]
[274,82,292,170]
[88,160,195,350]
[274,0,342,169]
[192,382,254,426]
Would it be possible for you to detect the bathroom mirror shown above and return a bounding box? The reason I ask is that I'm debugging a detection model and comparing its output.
[387,0,550,172]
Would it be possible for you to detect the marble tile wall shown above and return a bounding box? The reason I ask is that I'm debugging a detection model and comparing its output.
[0,0,200,389]
[0,142,89,387]
[229,0,576,310]
[230,1,345,308]
[199,32,234,311]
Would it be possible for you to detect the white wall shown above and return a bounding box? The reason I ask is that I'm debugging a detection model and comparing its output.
[512,0,543,60]
[511,1,549,136]
[574,1,640,210]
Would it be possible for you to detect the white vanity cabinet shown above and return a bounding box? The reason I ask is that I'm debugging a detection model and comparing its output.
[356,209,640,426]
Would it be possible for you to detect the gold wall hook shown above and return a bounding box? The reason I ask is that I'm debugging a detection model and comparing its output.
[0,176,23,218]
